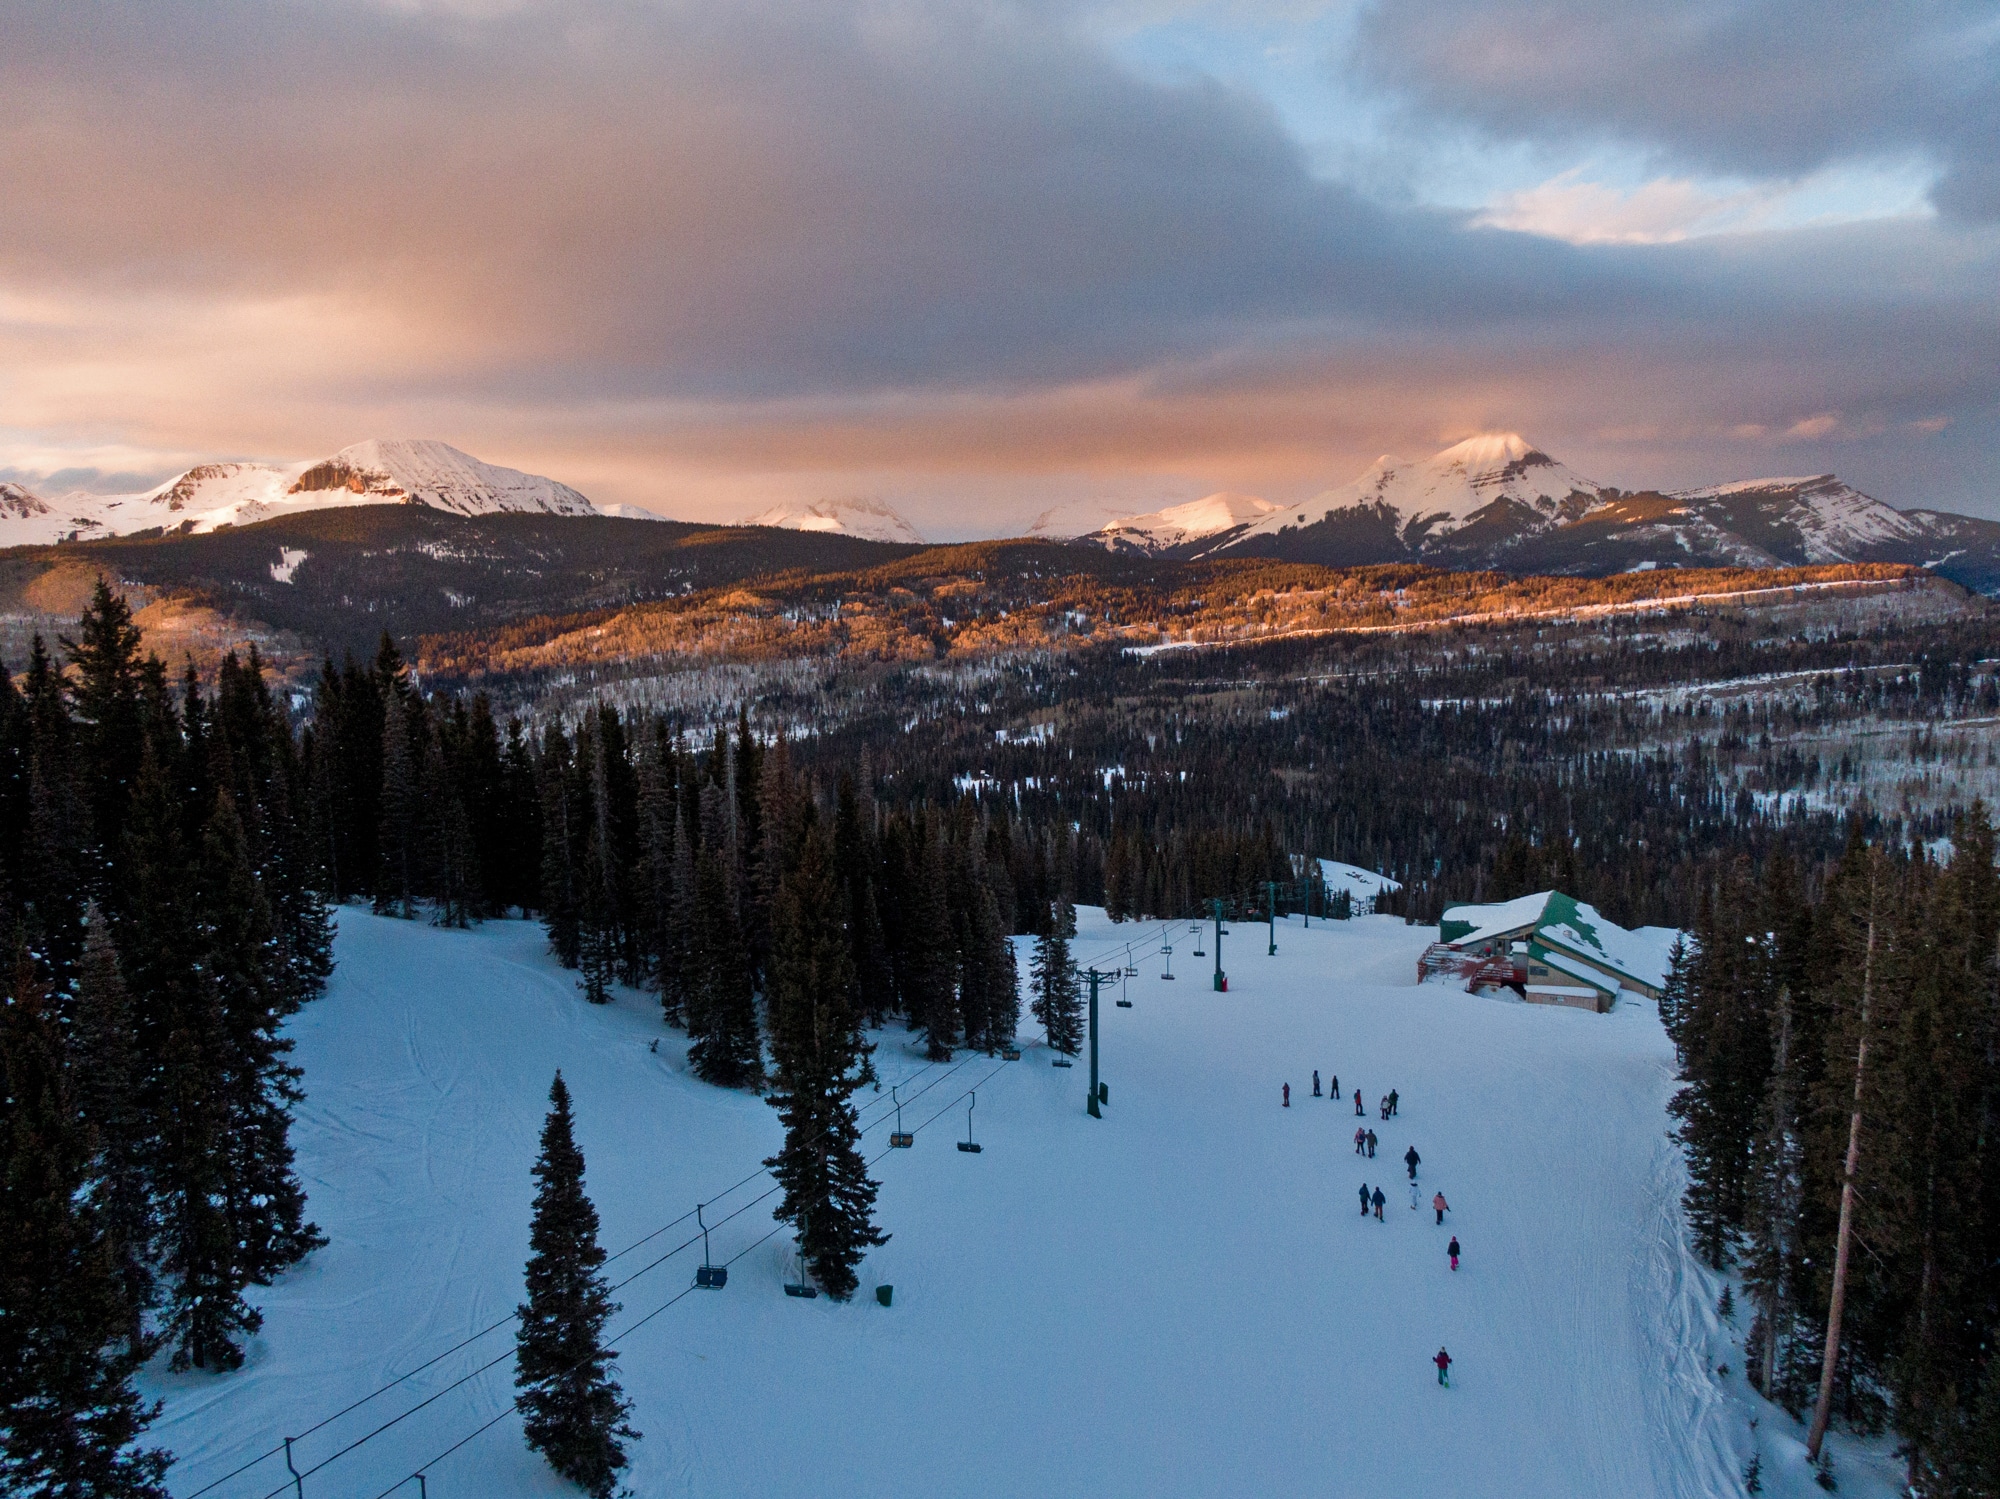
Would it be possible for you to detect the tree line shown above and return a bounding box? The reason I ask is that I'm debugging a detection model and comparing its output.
[1664,816,2000,1494]
[1,584,332,1496]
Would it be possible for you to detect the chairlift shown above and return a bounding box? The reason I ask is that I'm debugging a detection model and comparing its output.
[1122,944,1138,978]
[1116,969,1132,1007]
[1191,922,1205,958]
[694,1203,728,1289]
[1161,941,1176,980]
[1001,1045,1021,1061]
[784,1216,819,1298]
[1052,1053,1074,1068]
[957,1091,983,1153]
[889,1084,913,1148]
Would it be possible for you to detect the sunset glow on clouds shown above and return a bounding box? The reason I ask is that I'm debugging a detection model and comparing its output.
[2,0,1997,533]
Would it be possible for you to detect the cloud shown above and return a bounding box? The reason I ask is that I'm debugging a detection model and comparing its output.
[1353,0,2000,222]
[0,0,1997,526]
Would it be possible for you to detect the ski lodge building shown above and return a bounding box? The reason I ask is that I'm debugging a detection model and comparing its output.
[1422,891,1675,1013]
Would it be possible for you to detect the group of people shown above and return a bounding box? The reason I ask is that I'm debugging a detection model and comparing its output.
[1300,1071,1463,1388]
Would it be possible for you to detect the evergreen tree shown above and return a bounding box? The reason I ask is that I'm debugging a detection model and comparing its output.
[906,827,959,1060]
[688,785,760,1086]
[62,578,146,897]
[0,945,171,1499]
[515,1072,635,1499]
[764,821,886,1300]
[539,724,584,967]
[71,908,156,1358]
[1030,896,1082,1056]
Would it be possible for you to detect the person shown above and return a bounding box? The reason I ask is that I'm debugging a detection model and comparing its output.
[1372,1185,1386,1220]
[1448,1236,1460,1271]
[1388,1089,1399,1117]
[1354,1126,1367,1155]
[1434,1347,1452,1387]
[1405,1145,1421,1181]
[1378,1095,1389,1120]
[1432,1191,1449,1225]
[1359,1183,1371,1215]
[1330,1074,1339,1099]
[1408,1178,1420,1210]
[1354,1088,1364,1116]
[1365,1129,1377,1158]
[1283,1082,1290,1107]
[1312,1070,1321,1097]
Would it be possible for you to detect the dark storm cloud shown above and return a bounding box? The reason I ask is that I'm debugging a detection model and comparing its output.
[1353,0,2000,221]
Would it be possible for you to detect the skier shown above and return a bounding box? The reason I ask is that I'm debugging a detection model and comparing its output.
[1366,1129,1377,1158]
[1434,1347,1452,1387]
[1404,1145,1421,1181]
[1354,1089,1364,1116]
[1372,1186,1386,1221]
[1448,1235,1460,1271]
[1359,1183,1371,1216]
[1353,1126,1367,1155]
[1283,1082,1291,1108]
[1432,1191,1449,1225]
[1387,1088,1399,1117]
[1312,1070,1321,1097]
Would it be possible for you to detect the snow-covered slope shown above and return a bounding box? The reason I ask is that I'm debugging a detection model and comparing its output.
[0,441,597,546]
[138,905,1888,1499]
[741,497,925,544]
[1083,492,1281,555]
[1026,499,1141,540]
[1668,474,1929,562]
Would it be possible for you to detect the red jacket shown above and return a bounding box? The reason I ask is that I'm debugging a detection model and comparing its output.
[1433,1350,1452,1371]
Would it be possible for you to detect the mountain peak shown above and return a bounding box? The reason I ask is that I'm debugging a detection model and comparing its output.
[1434,431,1542,468]
[741,497,925,545]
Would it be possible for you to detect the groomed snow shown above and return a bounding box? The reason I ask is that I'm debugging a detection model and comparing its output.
[143,907,1894,1499]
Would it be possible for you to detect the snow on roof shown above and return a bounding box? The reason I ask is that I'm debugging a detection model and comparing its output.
[1440,891,1551,947]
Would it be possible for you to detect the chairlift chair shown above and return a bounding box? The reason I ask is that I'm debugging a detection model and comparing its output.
[1052,1053,1074,1068]
[784,1218,820,1298]
[957,1091,983,1153]
[1123,944,1139,978]
[1161,941,1176,980]
[1116,969,1132,1007]
[1001,1045,1022,1060]
[889,1084,914,1148]
[1191,921,1205,958]
[694,1203,728,1289]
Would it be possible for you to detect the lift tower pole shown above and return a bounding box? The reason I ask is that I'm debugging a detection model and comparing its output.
[1267,881,1278,955]
[1084,968,1113,1118]
[1212,899,1227,991]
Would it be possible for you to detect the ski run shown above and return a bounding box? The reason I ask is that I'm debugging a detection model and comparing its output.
[146,906,1904,1498]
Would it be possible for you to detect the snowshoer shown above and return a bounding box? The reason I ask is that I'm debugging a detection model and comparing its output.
[1372,1186,1385,1220]
[1353,1126,1367,1154]
[1448,1236,1460,1271]
[1359,1183,1371,1215]
[1432,1191,1449,1225]
[1434,1348,1452,1386]
[1354,1089,1364,1116]
[1366,1129,1377,1157]
[1387,1089,1399,1117]
[1283,1083,1291,1107]
[1404,1145,1420,1180]
[1312,1070,1321,1097]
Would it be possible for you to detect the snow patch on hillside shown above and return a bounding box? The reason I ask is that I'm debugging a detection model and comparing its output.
[1086,491,1281,553]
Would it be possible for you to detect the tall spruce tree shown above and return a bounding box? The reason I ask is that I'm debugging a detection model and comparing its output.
[0,945,170,1499]
[1031,896,1082,1056]
[688,784,760,1086]
[764,821,886,1300]
[515,1072,635,1499]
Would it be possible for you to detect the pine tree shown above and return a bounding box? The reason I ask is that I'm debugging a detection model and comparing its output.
[515,1073,635,1499]
[0,944,171,1499]
[539,724,583,967]
[764,821,887,1301]
[906,827,958,1060]
[1031,896,1082,1056]
[71,908,156,1358]
[688,784,760,1086]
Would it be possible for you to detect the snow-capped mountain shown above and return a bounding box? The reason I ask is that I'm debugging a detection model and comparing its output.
[1196,434,2000,591]
[1083,493,1282,556]
[0,440,598,547]
[1025,499,1143,540]
[741,498,925,545]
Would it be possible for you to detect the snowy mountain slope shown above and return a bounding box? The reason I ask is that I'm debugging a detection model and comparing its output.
[1083,492,1281,555]
[140,906,1886,1499]
[741,497,925,544]
[0,441,597,546]
[1025,498,1141,540]
[1,479,51,520]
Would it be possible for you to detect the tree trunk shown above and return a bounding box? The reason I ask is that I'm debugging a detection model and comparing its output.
[1806,881,1877,1463]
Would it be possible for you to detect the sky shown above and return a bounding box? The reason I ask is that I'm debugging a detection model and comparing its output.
[3,0,1997,537]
